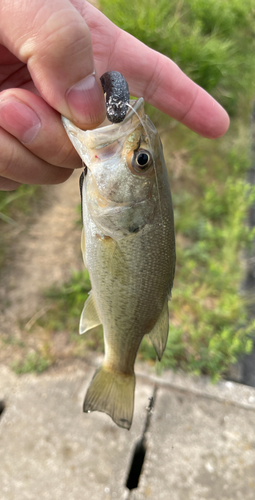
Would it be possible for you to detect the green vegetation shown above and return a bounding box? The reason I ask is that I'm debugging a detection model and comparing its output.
[19,0,255,379]
[41,270,91,332]
[0,184,41,220]
[38,270,104,352]
[161,133,255,380]
[0,185,42,268]
[100,0,255,116]
[11,351,52,375]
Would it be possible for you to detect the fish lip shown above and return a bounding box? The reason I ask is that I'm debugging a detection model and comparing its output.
[96,97,144,131]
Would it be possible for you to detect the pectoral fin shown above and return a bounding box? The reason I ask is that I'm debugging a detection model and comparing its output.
[148,299,169,360]
[79,291,101,334]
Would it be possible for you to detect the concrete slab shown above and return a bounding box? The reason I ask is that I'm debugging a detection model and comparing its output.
[132,368,255,500]
[1,361,255,500]
[0,361,153,500]
[136,366,255,410]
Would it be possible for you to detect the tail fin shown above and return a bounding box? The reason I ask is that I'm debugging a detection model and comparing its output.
[83,364,135,430]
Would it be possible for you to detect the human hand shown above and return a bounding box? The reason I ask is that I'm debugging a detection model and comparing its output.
[0,0,229,191]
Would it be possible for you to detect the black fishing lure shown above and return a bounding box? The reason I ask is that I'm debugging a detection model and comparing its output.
[100,71,129,123]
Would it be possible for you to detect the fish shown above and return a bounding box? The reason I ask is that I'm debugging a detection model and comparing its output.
[62,97,175,429]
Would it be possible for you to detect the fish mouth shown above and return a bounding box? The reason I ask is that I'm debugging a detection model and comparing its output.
[97,97,144,130]
[62,98,146,154]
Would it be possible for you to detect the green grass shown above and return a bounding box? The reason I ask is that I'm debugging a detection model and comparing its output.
[100,0,255,116]
[0,185,42,268]
[158,117,255,380]
[0,184,42,219]
[11,351,52,375]
[37,270,104,352]
[40,269,91,332]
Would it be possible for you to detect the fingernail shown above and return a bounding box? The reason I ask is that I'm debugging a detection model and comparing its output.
[66,74,105,125]
[0,99,41,144]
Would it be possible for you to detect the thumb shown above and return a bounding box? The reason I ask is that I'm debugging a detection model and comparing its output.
[0,0,106,128]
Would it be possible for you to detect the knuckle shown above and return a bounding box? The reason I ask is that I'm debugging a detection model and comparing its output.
[21,10,91,64]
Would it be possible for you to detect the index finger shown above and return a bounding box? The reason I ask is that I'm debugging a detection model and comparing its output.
[114,33,230,138]
[84,3,229,138]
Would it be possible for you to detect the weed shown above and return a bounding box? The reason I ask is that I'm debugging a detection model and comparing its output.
[11,351,51,375]
[159,119,255,379]
[0,185,42,219]
[40,269,91,332]
[100,0,255,115]
[0,185,42,269]
[2,336,25,348]
[36,270,104,353]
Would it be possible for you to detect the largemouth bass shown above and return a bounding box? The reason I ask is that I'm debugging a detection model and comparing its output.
[62,97,175,429]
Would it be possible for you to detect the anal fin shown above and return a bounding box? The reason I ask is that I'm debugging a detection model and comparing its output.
[148,299,169,361]
[79,291,101,334]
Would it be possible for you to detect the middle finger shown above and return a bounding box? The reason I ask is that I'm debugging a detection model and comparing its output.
[0,127,73,186]
[0,88,82,170]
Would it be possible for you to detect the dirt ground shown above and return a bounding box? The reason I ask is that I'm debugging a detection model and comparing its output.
[0,170,84,367]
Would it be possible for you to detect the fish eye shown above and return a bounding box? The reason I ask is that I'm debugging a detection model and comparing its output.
[131,149,153,173]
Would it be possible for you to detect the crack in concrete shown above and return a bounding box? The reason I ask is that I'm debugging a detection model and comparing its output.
[125,386,158,492]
